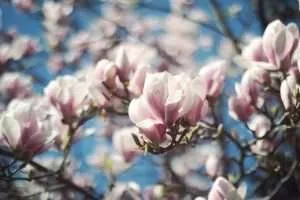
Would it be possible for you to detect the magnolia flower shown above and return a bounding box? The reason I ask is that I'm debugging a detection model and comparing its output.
[94,59,118,88]
[112,126,141,162]
[129,72,185,143]
[127,64,150,97]
[262,20,298,71]
[129,95,167,144]
[0,98,61,158]
[241,38,271,69]
[208,177,246,200]
[115,47,131,82]
[280,75,298,110]
[129,72,211,143]
[44,75,89,120]
[13,0,34,11]
[228,94,254,122]
[247,114,271,138]
[242,20,299,71]
[0,72,33,100]
[198,60,227,99]
[180,75,209,125]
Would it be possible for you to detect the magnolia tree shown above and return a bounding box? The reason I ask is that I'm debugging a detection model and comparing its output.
[0,0,300,199]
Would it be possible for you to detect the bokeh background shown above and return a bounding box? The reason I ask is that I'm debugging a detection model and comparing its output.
[0,0,299,198]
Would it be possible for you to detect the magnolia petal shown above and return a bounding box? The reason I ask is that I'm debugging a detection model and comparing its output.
[0,115,21,149]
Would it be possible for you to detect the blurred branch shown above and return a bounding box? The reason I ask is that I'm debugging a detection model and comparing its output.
[0,148,100,200]
[255,0,268,33]
[209,0,241,54]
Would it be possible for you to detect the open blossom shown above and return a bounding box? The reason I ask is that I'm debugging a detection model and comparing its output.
[198,60,227,99]
[112,126,141,162]
[0,72,33,100]
[242,20,299,71]
[129,72,209,143]
[44,75,89,121]
[0,98,62,158]
[129,72,182,143]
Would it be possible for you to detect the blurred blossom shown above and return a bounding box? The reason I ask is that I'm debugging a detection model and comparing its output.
[48,54,65,74]
[219,39,237,59]
[247,114,271,138]
[128,64,151,97]
[44,24,69,50]
[0,98,62,158]
[44,75,89,120]
[42,1,73,24]
[170,0,193,14]
[198,35,214,50]
[0,72,33,100]
[12,0,34,12]
[115,47,131,82]
[88,146,132,175]
[105,181,141,200]
[160,34,198,58]
[171,142,223,178]
[208,177,245,200]
[68,31,90,51]
[198,60,227,99]
[188,9,209,22]
[229,88,254,121]
[251,138,275,156]
[95,59,118,88]
[165,15,198,37]
[9,36,39,60]
[102,4,136,25]
[143,185,164,200]
[112,126,141,162]
[71,172,95,188]
[113,43,164,71]
[0,44,10,66]
[228,66,270,121]
[227,4,242,17]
